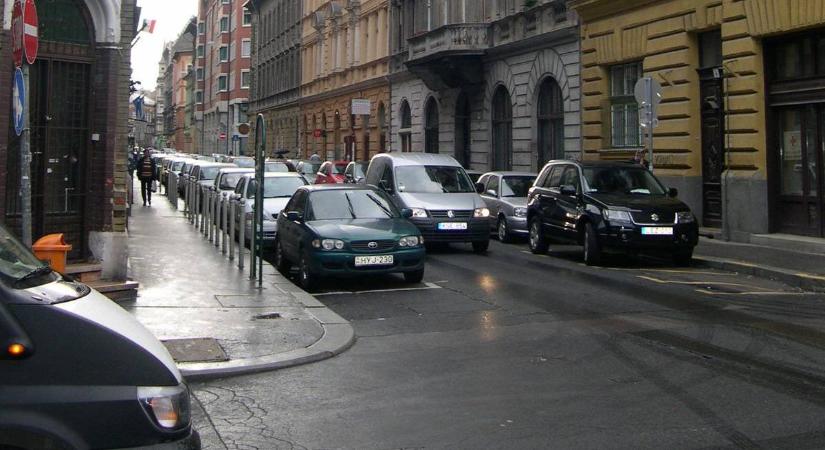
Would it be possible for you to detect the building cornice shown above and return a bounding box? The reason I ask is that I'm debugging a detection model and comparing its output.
[299,76,388,106]
[569,0,661,21]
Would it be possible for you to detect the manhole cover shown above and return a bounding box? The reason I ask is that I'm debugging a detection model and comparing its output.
[162,337,229,363]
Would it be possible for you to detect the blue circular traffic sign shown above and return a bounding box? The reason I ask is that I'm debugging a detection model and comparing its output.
[13,68,25,136]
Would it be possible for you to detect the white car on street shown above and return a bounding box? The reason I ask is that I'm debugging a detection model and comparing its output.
[231,172,309,247]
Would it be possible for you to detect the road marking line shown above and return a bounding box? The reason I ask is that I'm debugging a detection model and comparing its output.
[314,282,442,296]
[636,275,760,288]
[610,267,730,276]
[520,251,548,258]
[695,289,815,296]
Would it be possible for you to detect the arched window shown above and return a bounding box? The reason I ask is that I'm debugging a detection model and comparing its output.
[311,115,318,157]
[455,93,471,167]
[377,102,387,153]
[320,112,328,159]
[399,100,412,152]
[424,98,439,154]
[333,111,342,160]
[537,77,564,168]
[491,86,512,170]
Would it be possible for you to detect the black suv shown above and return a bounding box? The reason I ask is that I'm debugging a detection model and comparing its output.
[526,160,698,265]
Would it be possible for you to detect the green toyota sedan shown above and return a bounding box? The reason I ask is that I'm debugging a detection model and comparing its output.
[274,184,426,290]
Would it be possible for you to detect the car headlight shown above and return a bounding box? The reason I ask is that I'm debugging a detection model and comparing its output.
[603,209,633,224]
[138,384,191,430]
[474,207,490,218]
[399,236,422,247]
[410,208,429,218]
[676,211,695,223]
[514,207,527,217]
[319,239,345,250]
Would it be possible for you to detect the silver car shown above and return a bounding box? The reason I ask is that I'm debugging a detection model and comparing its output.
[231,172,309,247]
[477,171,537,243]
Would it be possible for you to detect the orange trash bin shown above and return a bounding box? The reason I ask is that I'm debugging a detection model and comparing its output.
[32,234,72,273]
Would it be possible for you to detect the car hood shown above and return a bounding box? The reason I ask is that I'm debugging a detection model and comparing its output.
[397,192,484,211]
[500,197,528,208]
[307,218,420,240]
[585,193,689,211]
[259,197,290,217]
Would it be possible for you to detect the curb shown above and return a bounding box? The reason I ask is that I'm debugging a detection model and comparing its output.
[694,255,825,293]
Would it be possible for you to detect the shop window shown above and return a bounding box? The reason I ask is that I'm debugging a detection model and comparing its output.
[609,62,642,148]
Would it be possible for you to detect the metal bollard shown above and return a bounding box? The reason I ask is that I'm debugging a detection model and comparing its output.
[215,196,222,249]
[238,207,245,270]
[221,197,228,254]
[229,199,236,261]
[205,190,212,238]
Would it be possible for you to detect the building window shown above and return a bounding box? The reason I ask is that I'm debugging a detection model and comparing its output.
[243,7,252,26]
[491,86,513,170]
[537,77,565,167]
[399,100,412,152]
[196,68,204,81]
[424,98,439,154]
[218,75,228,92]
[220,17,229,33]
[219,46,228,62]
[197,22,205,34]
[195,91,203,104]
[609,61,643,148]
[197,45,204,58]
[241,39,251,58]
[241,70,250,89]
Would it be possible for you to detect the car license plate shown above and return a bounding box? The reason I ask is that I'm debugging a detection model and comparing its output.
[354,255,394,267]
[641,226,673,235]
[438,222,468,230]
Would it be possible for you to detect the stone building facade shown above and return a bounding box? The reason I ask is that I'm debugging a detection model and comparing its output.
[246,0,302,158]
[161,20,195,153]
[300,0,391,161]
[390,0,581,172]
[1,0,137,276]
[571,0,825,240]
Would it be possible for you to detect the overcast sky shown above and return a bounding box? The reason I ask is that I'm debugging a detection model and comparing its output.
[131,0,198,92]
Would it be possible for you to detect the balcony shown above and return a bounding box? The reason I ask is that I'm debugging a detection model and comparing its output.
[405,23,490,91]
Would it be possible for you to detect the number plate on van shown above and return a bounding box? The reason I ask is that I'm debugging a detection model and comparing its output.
[438,222,468,230]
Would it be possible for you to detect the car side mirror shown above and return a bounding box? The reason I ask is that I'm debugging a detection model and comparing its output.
[668,187,678,198]
[400,208,413,219]
[475,182,485,194]
[560,185,577,197]
[486,189,497,197]
[286,211,302,221]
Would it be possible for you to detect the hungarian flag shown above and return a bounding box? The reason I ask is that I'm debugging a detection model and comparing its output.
[142,19,156,34]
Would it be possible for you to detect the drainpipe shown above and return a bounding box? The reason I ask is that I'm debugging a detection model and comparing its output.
[722,59,739,242]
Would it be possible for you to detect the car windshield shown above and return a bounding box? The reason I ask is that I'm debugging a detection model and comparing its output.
[265,162,289,172]
[308,190,398,220]
[332,163,347,174]
[501,176,536,197]
[0,224,54,285]
[583,166,667,195]
[301,163,321,174]
[234,158,255,168]
[200,167,222,180]
[352,163,367,178]
[395,166,475,193]
[172,161,184,171]
[220,173,245,190]
[248,177,307,199]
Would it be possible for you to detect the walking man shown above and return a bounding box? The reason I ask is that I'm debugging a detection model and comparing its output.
[137,148,156,206]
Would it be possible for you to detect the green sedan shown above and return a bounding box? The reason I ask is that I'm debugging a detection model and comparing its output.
[274,185,426,290]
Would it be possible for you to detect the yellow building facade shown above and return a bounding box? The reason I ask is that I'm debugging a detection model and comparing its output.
[300,0,391,161]
[571,0,825,240]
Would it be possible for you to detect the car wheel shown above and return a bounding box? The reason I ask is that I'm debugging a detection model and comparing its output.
[529,217,549,254]
[274,239,291,274]
[472,240,489,254]
[673,249,693,267]
[497,217,512,243]
[583,222,601,266]
[298,252,316,291]
[404,268,425,283]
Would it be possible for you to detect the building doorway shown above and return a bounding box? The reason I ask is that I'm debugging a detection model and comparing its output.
[491,86,512,170]
[699,31,724,228]
[455,93,471,167]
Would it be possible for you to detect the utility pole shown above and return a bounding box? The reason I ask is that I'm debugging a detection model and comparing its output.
[226,0,233,156]
[20,66,32,247]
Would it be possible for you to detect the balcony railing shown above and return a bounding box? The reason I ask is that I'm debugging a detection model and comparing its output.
[407,23,490,63]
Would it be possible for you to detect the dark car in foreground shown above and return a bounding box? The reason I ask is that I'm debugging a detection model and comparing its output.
[527,160,698,265]
[0,224,199,449]
[274,185,426,290]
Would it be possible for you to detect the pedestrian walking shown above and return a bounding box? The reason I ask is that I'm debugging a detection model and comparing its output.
[137,148,157,206]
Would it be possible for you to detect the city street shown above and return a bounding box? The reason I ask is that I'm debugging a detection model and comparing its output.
[191,239,825,449]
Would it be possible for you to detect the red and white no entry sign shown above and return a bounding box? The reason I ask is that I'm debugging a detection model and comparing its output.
[23,0,38,65]
[11,0,23,67]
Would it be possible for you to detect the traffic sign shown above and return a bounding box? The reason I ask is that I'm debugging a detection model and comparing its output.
[23,0,38,65]
[219,132,227,140]
[13,68,25,136]
[11,0,23,67]
[634,77,662,129]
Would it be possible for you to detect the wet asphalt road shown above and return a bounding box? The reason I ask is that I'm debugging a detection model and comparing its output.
[191,238,825,449]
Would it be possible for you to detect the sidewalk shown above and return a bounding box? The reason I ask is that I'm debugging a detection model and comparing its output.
[123,186,354,381]
[695,233,825,292]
